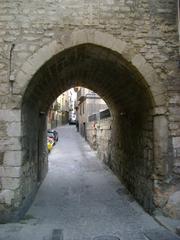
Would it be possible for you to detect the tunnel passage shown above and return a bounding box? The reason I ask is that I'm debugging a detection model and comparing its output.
[22,44,155,214]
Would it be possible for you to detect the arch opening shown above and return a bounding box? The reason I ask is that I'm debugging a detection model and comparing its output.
[21,43,155,215]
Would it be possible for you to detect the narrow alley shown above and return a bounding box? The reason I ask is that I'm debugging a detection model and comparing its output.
[0,126,179,240]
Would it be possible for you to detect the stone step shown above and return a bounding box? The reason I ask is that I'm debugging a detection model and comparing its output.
[144,228,180,240]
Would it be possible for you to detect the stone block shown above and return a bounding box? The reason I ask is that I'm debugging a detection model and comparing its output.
[27,40,62,73]
[94,31,114,50]
[169,191,180,205]
[0,137,21,151]
[0,189,14,205]
[4,151,22,166]
[173,137,180,149]
[0,83,9,95]
[0,166,22,177]
[154,106,167,116]
[0,15,14,21]
[169,95,180,104]
[154,115,168,150]
[0,110,21,122]
[166,191,180,218]
[0,121,7,137]
[6,122,21,137]
[16,70,29,89]
[2,177,21,190]
[6,95,22,109]
[153,115,168,176]
[71,30,88,45]
[60,32,74,49]
[111,38,127,54]
[153,93,167,107]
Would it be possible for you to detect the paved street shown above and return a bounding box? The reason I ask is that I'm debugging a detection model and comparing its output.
[0,126,179,240]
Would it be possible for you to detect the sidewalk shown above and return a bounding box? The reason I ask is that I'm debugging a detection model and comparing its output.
[0,126,180,240]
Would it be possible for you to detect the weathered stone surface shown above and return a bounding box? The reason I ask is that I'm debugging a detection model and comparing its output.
[0,110,21,122]
[6,122,21,137]
[3,151,22,167]
[0,121,6,137]
[2,177,21,190]
[165,191,180,219]
[0,0,179,222]
[144,228,180,240]
[0,152,4,165]
[0,190,14,205]
[173,137,180,149]
[153,115,168,176]
[0,83,9,95]
[0,166,22,178]
[0,137,21,151]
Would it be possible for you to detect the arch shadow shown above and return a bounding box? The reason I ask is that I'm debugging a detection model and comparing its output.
[18,31,168,218]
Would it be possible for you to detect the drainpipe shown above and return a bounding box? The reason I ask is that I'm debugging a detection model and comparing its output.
[178,1,180,67]
[9,43,15,94]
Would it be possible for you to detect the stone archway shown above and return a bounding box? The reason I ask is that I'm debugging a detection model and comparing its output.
[17,30,166,107]
[1,30,169,222]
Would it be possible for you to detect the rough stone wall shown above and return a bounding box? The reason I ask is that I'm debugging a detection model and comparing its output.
[86,112,154,213]
[20,99,48,220]
[86,118,112,160]
[113,111,154,213]
[0,0,178,92]
[0,0,179,221]
[0,109,21,220]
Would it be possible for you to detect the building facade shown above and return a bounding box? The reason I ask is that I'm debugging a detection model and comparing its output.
[47,91,69,129]
[76,88,107,138]
[68,88,77,124]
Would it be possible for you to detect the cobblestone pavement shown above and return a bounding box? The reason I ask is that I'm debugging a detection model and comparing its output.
[0,126,179,240]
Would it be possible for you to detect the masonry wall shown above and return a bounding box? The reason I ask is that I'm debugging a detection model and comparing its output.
[0,0,179,221]
[86,118,112,162]
[86,111,155,214]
